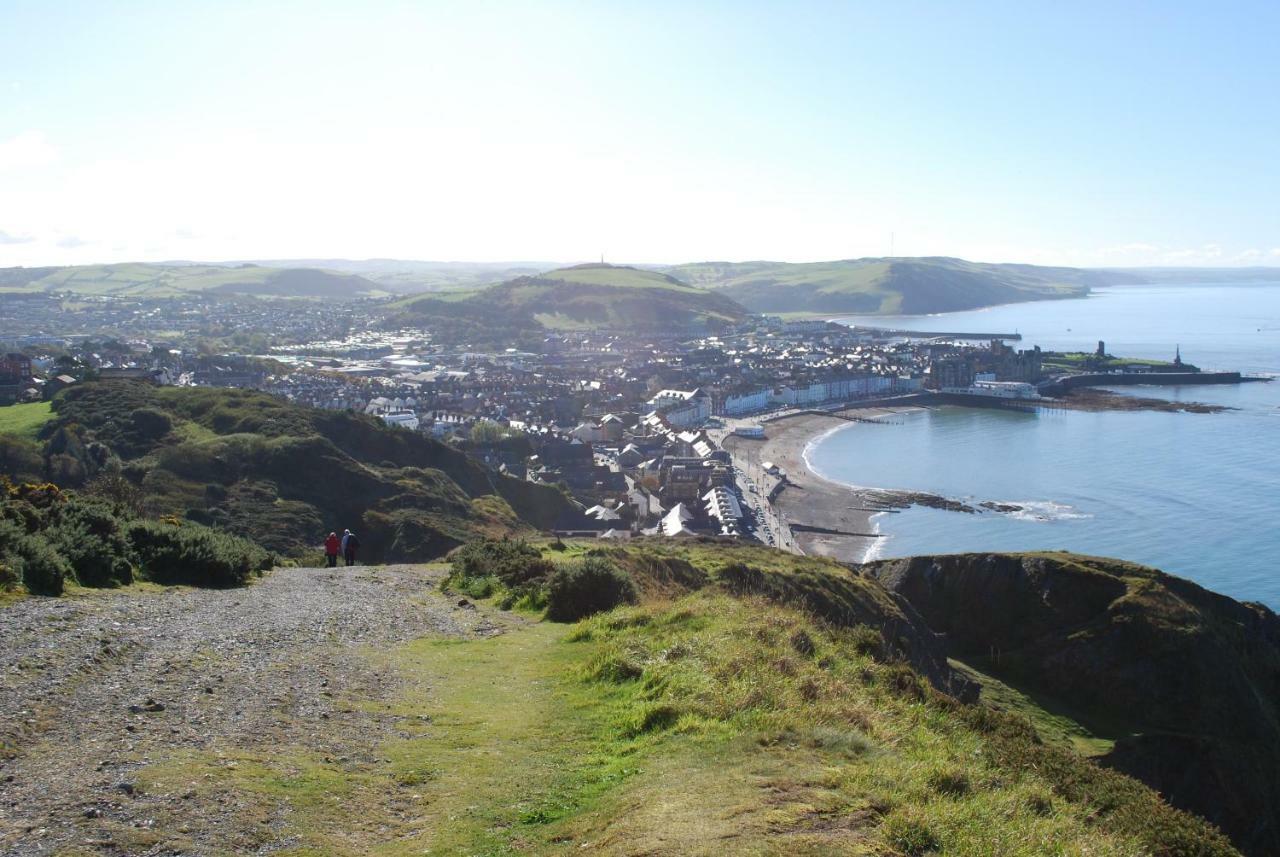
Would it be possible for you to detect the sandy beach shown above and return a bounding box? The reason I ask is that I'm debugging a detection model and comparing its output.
[722,407,919,563]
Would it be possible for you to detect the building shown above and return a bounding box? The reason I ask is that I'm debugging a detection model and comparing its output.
[0,353,34,404]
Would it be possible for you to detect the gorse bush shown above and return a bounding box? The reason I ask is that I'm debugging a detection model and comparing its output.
[450,538,555,589]
[545,557,638,622]
[128,520,273,588]
[47,497,134,587]
[0,518,69,596]
[0,478,276,595]
[446,540,638,621]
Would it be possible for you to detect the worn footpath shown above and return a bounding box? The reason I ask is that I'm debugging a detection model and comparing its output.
[0,565,493,856]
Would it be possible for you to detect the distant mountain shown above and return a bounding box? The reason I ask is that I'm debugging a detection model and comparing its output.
[239,259,562,294]
[667,257,1120,315]
[385,263,751,345]
[0,263,388,300]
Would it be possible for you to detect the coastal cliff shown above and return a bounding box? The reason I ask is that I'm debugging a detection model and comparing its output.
[868,551,1280,856]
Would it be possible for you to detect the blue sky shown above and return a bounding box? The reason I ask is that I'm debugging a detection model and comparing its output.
[1,1,1277,267]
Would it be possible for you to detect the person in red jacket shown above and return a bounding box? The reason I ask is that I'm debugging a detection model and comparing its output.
[323,532,340,568]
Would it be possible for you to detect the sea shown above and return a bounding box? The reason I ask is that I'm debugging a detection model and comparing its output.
[807,283,1280,608]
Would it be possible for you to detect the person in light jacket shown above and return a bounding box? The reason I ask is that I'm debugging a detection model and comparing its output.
[342,529,360,566]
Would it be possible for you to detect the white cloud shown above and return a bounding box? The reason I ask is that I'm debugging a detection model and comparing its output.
[1158,243,1230,264]
[0,131,57,171]
[1234,248,1263,262]
[0,230,34,245]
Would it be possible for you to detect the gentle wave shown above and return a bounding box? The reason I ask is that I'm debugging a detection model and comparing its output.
[997,500,1092,522]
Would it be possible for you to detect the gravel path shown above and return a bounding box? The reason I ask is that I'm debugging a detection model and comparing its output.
[0,565,490,856]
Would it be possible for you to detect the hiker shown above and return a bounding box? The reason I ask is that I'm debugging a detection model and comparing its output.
[342,529,360,566]
[323,531,340,567]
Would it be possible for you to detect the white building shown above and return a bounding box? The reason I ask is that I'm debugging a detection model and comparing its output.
[382,410,420,430]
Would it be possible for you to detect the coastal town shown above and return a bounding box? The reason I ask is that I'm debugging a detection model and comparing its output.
[2,288,1252,561]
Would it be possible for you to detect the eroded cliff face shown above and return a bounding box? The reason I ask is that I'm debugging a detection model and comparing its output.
[868,552,1280,856]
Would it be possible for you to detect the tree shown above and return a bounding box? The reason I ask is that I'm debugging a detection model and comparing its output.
[469,420,506,444]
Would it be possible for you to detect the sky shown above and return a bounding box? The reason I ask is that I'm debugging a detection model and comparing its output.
[1,0,1278,269]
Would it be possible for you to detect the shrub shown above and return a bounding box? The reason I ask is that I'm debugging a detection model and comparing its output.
[451,538,555,589]
[128,520,273,588]
[545,556,638,622]
[47,497,134,587]
[0,519,68,596]
[130,407,173,441]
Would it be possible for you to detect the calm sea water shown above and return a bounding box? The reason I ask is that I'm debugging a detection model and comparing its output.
[810,283,1280,608]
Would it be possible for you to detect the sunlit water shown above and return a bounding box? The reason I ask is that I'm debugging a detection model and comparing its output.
[808,283,1280,607]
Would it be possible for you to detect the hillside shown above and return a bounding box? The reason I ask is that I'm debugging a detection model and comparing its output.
[0,263,389,300]
[0,541,1238,855]
[21,381,575,561]
[384,263,751,344]
[871,551,1280,855]
[668,257,1120,315]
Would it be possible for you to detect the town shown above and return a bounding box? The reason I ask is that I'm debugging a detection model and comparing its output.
[0,289,1224,551]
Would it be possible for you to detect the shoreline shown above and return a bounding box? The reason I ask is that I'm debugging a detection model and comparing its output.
[722,407,917,564]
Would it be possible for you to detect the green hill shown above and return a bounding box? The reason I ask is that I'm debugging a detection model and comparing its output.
[0,263,389,299]
[385,264,751,344]
[667,256,1115,315]
[23,381,574,561]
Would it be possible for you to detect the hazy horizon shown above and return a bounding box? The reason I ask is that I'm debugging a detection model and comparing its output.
[6,255,1280,273]
[3,2,1278,269]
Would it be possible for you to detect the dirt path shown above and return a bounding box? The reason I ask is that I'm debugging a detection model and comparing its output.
[0,565,491,856]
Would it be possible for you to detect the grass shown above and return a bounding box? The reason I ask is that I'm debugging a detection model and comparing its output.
[134,564,1233,854]
[0,401,52,440]
[949,658,1121,757]
[540,264,706,293]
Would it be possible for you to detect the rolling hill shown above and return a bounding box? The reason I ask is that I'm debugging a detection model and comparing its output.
[384,263,752,344]
[667,256,1124,315]
[0,263,389,300]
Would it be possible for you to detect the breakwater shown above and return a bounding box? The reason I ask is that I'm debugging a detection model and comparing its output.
[848,325,1021,341]
[1039,371,1252,396]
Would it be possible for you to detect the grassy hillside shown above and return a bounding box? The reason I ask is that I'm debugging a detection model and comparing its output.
[135,541,1237,855]
[25,381,574,561]
[667,257,1108,315]
[0,263,389,299]
[384,264,751,345]
[872,551,1280,855]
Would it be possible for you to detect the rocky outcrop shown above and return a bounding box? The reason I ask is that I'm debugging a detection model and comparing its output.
[868,552,1280,856]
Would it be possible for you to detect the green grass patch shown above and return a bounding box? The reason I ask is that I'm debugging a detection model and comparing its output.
[0,401,52,440]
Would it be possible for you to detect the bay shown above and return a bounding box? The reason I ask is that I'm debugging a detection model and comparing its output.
[809,283,1280,607]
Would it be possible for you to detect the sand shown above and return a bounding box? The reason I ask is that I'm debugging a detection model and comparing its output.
[722,407,918,563]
